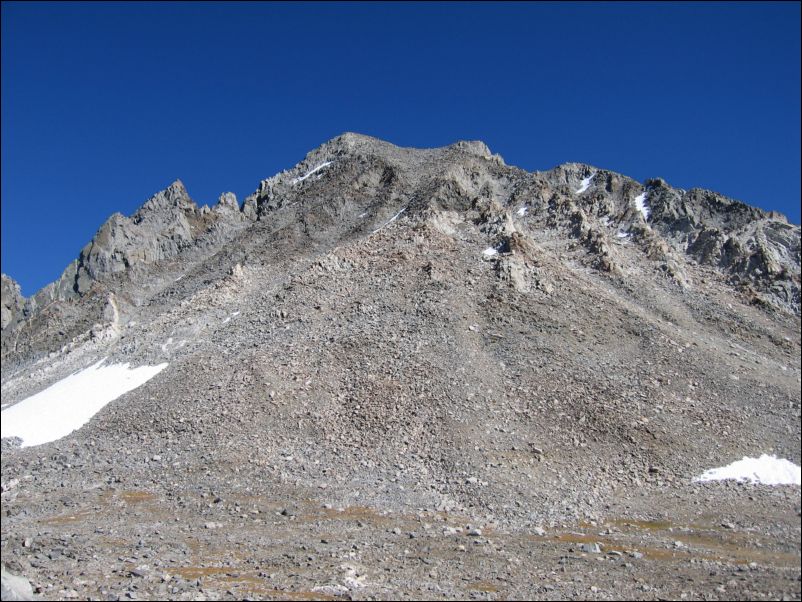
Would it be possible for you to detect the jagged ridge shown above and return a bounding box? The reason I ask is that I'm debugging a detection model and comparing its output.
[2,132,800,365]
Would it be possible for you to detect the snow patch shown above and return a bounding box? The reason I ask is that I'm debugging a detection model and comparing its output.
[634,191,650,220]
[482,247,498,258]
[516,206,528,217]
[616,231,630,238]
[575,173,595,194]
[695,455,801,486]
[293,161,333,184]
[0,359,168,447]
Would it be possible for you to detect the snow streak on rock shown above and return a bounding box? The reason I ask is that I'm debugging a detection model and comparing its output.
[371,207,407,235]
[292,161,333,184]
[634,191,650,220]
[575,173,595,194]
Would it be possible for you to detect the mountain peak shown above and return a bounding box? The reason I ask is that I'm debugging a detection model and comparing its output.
[133,179,195,219]
[448,139,494,158]
[315,132,501,162]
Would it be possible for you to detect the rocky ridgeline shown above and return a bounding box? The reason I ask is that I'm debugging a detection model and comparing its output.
[646,178,800,306]
[2,134,800,367]
[1,181,253,362]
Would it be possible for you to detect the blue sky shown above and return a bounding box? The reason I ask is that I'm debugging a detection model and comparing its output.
[2,1,800,296]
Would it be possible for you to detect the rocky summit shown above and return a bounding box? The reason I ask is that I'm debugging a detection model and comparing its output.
[1,133,800,600]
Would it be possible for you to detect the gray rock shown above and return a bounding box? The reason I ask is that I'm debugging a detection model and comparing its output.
[1,274,26,330]
[215,192,239,212]
[1,565,36,601]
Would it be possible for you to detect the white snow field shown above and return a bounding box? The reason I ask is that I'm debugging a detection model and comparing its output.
[695,454,801,486]
[1,359,168,447]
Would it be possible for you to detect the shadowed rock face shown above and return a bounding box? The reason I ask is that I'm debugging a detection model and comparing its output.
[1,275,25,330]
[646,180,800,308]
[0,133,800,600]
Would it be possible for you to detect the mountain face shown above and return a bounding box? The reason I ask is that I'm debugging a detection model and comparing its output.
[2,135,799,364]
[1,133,800,600]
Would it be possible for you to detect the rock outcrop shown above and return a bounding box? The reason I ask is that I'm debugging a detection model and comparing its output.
[1,274,26,330]
[646,180,800,311]
[1,565,36,601]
